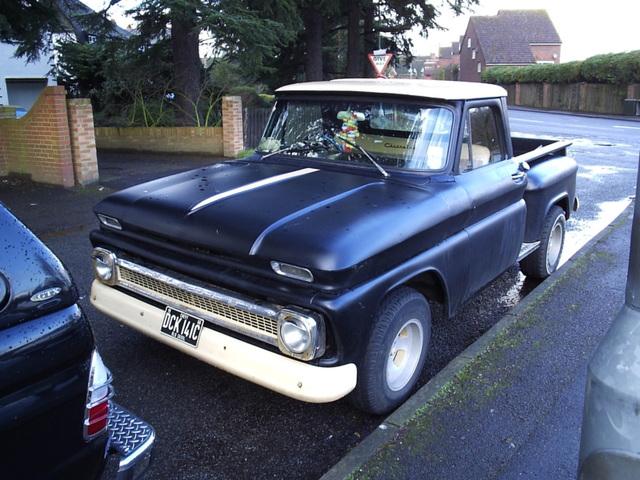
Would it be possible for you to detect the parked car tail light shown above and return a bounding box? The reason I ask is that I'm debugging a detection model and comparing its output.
[277,309,326,360]
[91,248,117,285]
[84,350,114,440]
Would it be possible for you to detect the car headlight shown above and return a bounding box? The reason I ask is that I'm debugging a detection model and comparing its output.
[91,248,117,285]
[277,308,326,360]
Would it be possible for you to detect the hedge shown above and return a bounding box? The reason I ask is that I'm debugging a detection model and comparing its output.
[482,51,640,85]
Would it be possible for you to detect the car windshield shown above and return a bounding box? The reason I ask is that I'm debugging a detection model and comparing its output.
[257,98,454,172]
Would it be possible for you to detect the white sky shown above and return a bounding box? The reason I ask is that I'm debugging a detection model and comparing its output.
[412,0,640,62]
[87,0,640,63]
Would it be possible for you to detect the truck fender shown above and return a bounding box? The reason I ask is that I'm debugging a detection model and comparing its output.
[523,155,578,243]
[313,232,468,365]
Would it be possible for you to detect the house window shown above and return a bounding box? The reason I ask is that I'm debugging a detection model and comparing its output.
[472,49,476,60]
[477,62,482,73]
[467,38,471,48]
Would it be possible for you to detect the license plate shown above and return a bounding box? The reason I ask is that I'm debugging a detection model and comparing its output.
[160,307,204,348]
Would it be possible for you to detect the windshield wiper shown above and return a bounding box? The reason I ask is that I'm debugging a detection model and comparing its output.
[260,136,389,178]
[260,142,308,160]
[337,135,389,178]
[260,136,339,160]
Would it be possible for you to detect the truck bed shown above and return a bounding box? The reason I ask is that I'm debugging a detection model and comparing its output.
[512,136,572,166]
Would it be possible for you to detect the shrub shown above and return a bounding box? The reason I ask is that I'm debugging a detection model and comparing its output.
[552,61,583,84]
[229,86,271,108]
[483,51,639,86]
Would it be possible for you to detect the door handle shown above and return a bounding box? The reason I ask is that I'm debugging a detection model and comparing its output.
[511,172,526,181]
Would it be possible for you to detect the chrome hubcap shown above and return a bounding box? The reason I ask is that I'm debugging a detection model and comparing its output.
[386,319,424,391]
[547,220,563,270]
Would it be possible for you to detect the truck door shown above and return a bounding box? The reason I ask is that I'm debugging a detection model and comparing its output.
[455,103,528,300]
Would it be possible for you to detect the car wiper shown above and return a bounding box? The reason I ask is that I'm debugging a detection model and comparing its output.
[337,135,389,178]
[260,136,339,160]
[260,142,309,160]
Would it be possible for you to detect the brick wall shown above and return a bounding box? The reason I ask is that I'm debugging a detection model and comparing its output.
[94,95,243,157]
[1,90,241,187]
[530,45,561,64]
[94,126,224,155]
[0,86,99,187]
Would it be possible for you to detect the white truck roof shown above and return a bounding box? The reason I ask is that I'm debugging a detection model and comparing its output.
[276,78,507,101]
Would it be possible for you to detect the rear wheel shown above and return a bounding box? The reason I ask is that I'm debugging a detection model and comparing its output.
[520,205,566,279]
[349,287,431,415]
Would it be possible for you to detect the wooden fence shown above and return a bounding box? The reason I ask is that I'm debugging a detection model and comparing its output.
[504,83,640,116]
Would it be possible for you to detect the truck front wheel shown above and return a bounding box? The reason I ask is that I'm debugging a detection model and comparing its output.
[520,205,566,279]
[350,287,431,415]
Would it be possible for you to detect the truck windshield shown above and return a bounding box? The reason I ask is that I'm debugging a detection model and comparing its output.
[257,99,453,172]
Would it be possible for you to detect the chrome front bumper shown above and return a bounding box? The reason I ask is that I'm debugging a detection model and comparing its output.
[108,403,155,480]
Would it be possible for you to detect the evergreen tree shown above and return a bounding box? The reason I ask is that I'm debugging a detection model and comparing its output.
[2,0,479,126]
[0,0,120,61]
[130,0,293,125]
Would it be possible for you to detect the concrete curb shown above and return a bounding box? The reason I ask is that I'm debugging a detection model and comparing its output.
[320,205,632,480]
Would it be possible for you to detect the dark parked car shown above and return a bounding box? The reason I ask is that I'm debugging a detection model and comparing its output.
[0,203,154,479]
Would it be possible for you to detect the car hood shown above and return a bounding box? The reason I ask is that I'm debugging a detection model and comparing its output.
[0,205,77,330]
[93,161,460,271]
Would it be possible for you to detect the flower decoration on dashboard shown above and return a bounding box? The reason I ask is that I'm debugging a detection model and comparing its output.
[337,110,364,154]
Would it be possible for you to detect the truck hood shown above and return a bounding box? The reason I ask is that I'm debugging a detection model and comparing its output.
[94,161,459,271]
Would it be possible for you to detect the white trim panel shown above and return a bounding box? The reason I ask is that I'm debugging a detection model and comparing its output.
[90,280,357,403]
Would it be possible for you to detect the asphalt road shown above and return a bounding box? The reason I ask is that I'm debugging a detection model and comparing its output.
[1,109,638,479]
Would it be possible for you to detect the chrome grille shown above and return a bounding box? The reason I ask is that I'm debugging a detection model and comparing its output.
[115,261,280,345]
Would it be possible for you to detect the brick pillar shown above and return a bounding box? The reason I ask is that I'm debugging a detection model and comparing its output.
[222,96,243,158]
[0,113,6,176]
[0,108,10,175]
[67,98,99,185]
[43,86,75,187]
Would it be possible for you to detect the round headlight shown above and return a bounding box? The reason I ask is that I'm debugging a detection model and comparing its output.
[280,320,311,354]
[277,308,325,360]
[91,248,116,285]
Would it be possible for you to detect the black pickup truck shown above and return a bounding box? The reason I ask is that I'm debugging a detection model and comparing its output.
[0,204,154,479]
[89,79,578,414]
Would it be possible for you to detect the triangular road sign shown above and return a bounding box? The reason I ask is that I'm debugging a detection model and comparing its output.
[368,53,392,78]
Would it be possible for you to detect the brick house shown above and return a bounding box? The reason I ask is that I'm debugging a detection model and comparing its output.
[438,40,462,69]
[459,10,561,82]
[437,39,462,80]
